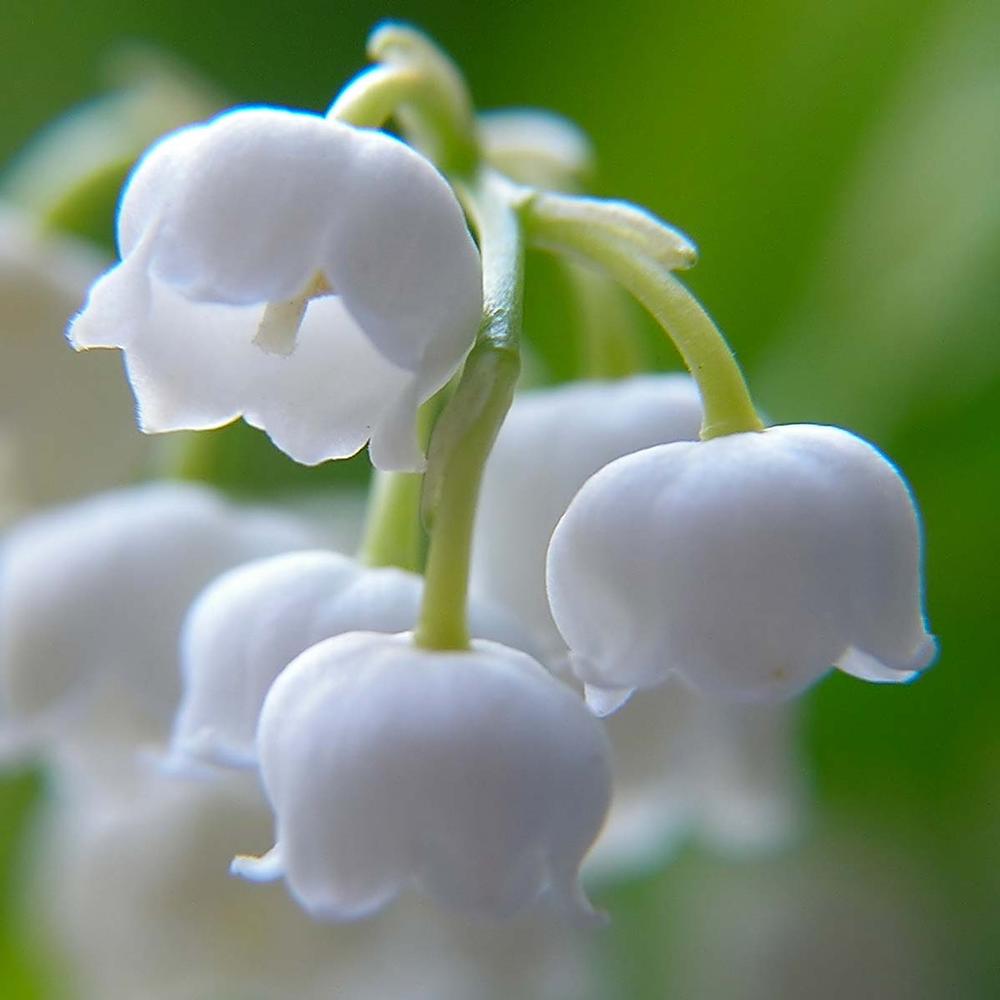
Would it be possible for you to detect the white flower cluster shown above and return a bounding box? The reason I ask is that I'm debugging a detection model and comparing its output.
[0,24,937,995]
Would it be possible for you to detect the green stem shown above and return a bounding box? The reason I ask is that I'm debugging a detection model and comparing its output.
[367,22,479,175]
[559,258,644,379]
[328,24,479,175]
[328,64,424,129]
[414,171,523,650]
[358,470,424,573]
[523,198,763,438]
[156,428,221,481]
[357,394,444,573]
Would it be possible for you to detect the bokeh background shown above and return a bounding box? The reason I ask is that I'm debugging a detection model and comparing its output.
[1,0,997,996]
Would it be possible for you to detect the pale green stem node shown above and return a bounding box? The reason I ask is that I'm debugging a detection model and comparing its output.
[526,192,699,271]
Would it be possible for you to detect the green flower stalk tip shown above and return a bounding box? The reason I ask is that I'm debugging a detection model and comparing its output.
[363,21,480,176]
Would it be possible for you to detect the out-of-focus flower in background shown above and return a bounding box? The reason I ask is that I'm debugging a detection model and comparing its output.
[0,482,318,759]
[0,207,144,516]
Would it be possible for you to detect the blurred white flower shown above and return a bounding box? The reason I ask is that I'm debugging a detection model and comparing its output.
[0,481,318,756]
[69,106,483,471]
[0,205,146,515]
[587,681,802,877]
[36,761,398,1000]
[473,377,801,872]
[171,549,536,770]
[547,424,936,706]
[233,631,612,925]
[35,753,595,1000]
[479,109,594,191]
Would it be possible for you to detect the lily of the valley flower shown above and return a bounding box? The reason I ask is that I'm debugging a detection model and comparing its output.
[171,549,536,769]
[69,106,483,470]
[233,631,612,925]
[0,205,146,513]
[547,424,937,706]
[0,482,317,756]
[473,377,800,872]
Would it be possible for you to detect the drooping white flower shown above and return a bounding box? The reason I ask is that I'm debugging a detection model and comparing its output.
[171,549,537,769]
[472,375,704,660]
[233,631,612,925]
[0,205,147,514]
[547,424,937,706]
[0,481,317,755]
[472,377,800,872]
[69,106,483,471]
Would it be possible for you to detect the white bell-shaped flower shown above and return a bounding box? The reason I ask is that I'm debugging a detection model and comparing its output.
[0,205,147,514]
[171,549,536,769]
[69,106,483,470]
[472,375,703,660]
[547,424,937,705]
[472,376,799,872]
[233,631,612,924]
[0,481,317,755]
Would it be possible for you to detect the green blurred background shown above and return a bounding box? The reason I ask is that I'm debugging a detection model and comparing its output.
[1,0,997,996]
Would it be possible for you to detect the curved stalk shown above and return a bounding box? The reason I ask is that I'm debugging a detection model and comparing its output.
[523,196,763,439]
